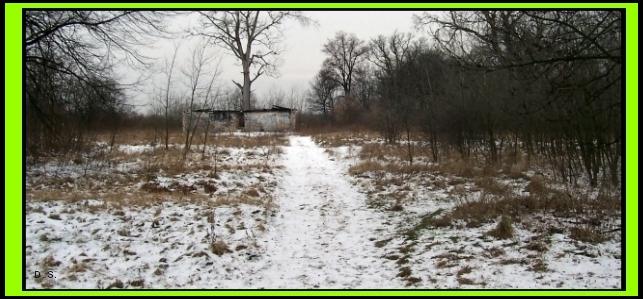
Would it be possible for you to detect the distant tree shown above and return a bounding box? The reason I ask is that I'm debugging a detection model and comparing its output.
[195,11,311,111]
[266,87,287,108]
[285,87,308,111]
[351,64,377,110]
[368,31,414,78]
[182,42,217,160]
[368,32,416,144]
[309,65,339,117]
[159,43,180,150]
[322,31,369,97]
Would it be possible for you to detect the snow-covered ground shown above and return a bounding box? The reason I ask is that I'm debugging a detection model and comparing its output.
[323,139,622,289]
[26,135,402,289]
[26,134,621,289]
[247,136,401,288]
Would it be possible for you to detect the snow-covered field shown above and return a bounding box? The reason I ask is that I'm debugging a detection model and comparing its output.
[26,133,621,289]
[321,135,621,289]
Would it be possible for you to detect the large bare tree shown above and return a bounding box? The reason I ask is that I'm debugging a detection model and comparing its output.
[322,31,369,97]
[195,11,310,111]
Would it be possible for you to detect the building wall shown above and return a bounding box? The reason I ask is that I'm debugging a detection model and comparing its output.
[182,111,240,134]
[244,111,294,132]
[210,113,240,132]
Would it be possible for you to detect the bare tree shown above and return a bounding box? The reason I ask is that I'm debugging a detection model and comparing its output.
[182,42,213,160]
[309,66,338,117]
[160,43,180,150]
[25,11,170,153]
[368,31,414,77]
[322,31,369,97]
[195,11,310,110]
[198,61,223,158]
[285,87,307,111]
[415,10,622,186]
[266,87,287,108]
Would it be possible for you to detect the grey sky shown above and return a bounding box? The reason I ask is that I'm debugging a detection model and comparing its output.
[119,11,429,113]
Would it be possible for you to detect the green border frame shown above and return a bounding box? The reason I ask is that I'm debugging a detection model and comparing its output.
[4,2,638,296]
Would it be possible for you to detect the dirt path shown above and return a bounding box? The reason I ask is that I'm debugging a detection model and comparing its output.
[248,135,401,288]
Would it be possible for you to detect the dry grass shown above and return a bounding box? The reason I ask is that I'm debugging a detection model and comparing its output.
[530,259,548,272]
[457,265,473,277]
[405,209,445,240]
[209,195,267,207]
[359,143,434,161]
[457,277,476,285]
[28,190,211,210]
[526,175,547,195]
[210,240,232,256]
[397,266,412,278]
[436,183,619,231]
[106,279,125,289]
[524,240,549,252]
[48,214,62,220]
[474,177,509,196]
[210,134,288,148]
[244,188,260,197]
[570,225,606,244]
[140,181,170,193]
[487,216,514,239]
[436,158,475,178]
[502,153,530,179]
[42,255,61,268]
[96,129,184,146]
[68,260,89,273]
[312,131,373,147]
[129,279,145,288]
[349,161,433,176]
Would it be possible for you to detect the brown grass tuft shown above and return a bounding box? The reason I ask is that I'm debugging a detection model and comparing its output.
[457,265,473,277]
[526,175,547,195]
[457,277,476,285]
[244,188,260,197]
[438,158,475,178]
[210,240,232,256]
[487,216,514,239]
[140,182,169,193]
[397,266,412,278]
[474,177,509,195]
[570,225,606,244]
[48,214,62,220]
[106,279,125,289]
[129,279,145,287]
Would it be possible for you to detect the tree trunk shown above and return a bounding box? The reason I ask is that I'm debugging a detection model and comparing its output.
[164,105,169,150]
[406,124,413,165]
[241,61,252,110]
[201,118,212,158]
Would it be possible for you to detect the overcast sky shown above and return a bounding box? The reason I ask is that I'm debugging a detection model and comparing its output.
[119,11,432,113]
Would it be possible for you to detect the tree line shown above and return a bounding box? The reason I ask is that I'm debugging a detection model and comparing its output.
[305,11,621,188]
[25,10,622,187]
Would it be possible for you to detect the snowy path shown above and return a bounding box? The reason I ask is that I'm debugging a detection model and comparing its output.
[249,135,401,288]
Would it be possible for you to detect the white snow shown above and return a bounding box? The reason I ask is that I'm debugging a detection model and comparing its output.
[118,144,155,154]
[25,134,622,289]
[247,136,401,288]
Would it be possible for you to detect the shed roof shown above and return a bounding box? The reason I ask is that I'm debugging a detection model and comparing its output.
[192,105,295,113]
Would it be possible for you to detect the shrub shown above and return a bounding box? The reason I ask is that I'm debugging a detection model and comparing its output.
[570,226,606,244]
[487,216,514,239]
